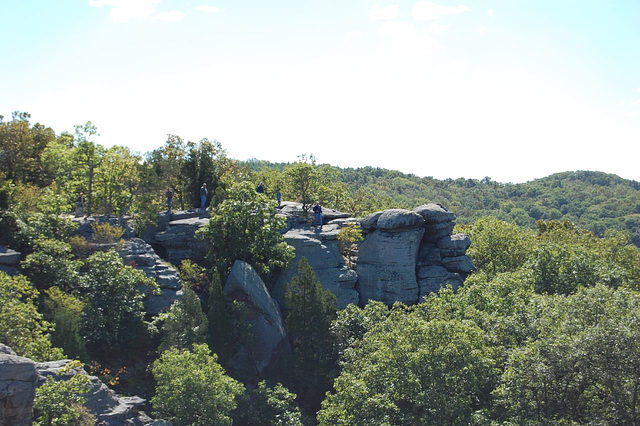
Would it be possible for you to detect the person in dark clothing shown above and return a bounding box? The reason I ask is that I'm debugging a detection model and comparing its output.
[313,202,323,228]
[166,187,173,212]
[256,182,265,194]
[200,183,208,212]
[75,192,85,217]
[276,189,282,207]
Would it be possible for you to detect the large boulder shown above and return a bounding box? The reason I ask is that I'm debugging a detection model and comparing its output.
[0,245,20,276]
[0,352,38,426]
[224,261,291,380]
[273,224,359,309]
[437,233,472,257]
[413,203,456,223]
[356,209,425,305]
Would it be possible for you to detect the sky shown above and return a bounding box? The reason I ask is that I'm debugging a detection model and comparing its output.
[1,0,639,183]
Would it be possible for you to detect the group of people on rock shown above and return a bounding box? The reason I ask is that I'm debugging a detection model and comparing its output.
[75,182,323,228]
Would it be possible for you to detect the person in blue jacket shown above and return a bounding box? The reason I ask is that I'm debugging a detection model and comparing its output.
[200,183,208,212]
[313,202,323,228]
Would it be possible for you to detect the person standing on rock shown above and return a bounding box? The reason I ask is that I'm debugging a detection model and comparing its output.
[313,201,323,229]
[276,189,282,207]
[256,182,265,194]
[200,183,208,212]
[166,187,173,212]
[75,192,85,217]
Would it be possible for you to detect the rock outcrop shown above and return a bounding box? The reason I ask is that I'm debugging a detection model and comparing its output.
[356,210,426,305]
[224,261,291,380]
[0,351,38,426]
[117,238,183,315]
[0,245,20,276]
[154,213,209,266]
[272,222,359,309]
[36,359,169,426]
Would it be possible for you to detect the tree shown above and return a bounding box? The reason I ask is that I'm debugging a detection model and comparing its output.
[284,257,337,413]
[207,271,233,361]
[233,381,304,426]
[318,315,498,425]
[94,145,140,216]
[181,138,229,209]
[44,287,89,362]
[80,250,157,357]
[152,343,245,426]
[146,134,188,210]
[73,122,103,216]
[158,284,209,353]
[21,238,82,295]
[336,221,363,268]
[0,272,63,361]
[198,181,294,280]
[283,154,319,218]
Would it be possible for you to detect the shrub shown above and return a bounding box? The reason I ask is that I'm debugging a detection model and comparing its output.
[91,222,124,245]
[44,287,88,362]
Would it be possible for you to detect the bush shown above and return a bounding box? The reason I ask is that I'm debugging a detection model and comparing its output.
[45,287,88,362]
[21,238,82,294]
[91,222,124,245]
[158,284,208,353]
[152,343,245,426]
[0,272,63,361]
[233,381,304,426]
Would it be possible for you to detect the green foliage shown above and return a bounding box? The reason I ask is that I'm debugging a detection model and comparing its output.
[199,180,294,279]
[158,284,209,353]
[181,138,229,208]
[0,272,63,361]
[151,343,245,426]
[33,361,94,426]
[44,287,89,362]
[496,285,640,425]
[81,250,156,357]
[336,222,363,268]
[330,301,389,361]
[90,222,124,245]
[460,216,536,276]
[318,314,498,425]
[206,270,232,361]
[21,238,82,294]
[233,381,304,426]
[94,145,141,216]
[284,257,337,413]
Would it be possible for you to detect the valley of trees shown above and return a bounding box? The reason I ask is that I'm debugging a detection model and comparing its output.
[2,111,640,425]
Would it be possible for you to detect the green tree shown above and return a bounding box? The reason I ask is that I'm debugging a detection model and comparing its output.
[81,250,156,357]
[21,238,82,295]
[181,138,229,208]
[94,145,141,216]
[151,343,245,426]
[44,287,89,362]
[198,180,294,279]
[33,361,94,426]
[330,301,389,361]
[284,257,337,413]
[233,381,304,426]
[158,284,209,353]
[73,122,103,216]
[0,272,63,361]
[318,316,498,425]
[336,221,363,268]
[206,271,233,361]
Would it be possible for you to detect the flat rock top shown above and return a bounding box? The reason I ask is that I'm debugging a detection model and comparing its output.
[413,203,456,223]
[167,217,210,227]
[377,209,425,230]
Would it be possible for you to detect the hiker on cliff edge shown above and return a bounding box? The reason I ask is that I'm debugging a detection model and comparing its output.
[313,201,323,229]
[200,183,208,212]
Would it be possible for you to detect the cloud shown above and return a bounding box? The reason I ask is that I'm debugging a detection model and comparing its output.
[153,10,186,22]
[631,98,640,107]
[427,22,449,34]
[377,21,441,58]
[369,5,400,21]
[89,0,161,23]
[411,1,469,21]
[344,30,363,42]
[479,25,487,35]
[624,111,637,118]
[196,5,220,14]
[486,8,494,17]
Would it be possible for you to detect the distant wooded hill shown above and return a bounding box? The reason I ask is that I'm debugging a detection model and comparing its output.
[244,160,640,247]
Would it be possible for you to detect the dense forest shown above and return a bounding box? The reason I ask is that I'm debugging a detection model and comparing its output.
[2,112,640,425]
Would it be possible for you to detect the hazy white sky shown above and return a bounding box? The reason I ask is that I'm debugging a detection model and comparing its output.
[1,0,639,183]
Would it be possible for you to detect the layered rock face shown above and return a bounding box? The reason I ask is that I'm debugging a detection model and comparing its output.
[117,238,183,315]
[224,261,291,380]
[272,221,359,309]
[153,212,209,266]
[0,347,38,426]
[356,210,426,305]
[357,204,475,305]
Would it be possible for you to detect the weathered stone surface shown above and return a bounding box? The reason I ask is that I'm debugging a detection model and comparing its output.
[0,344,16,355]
[376,209,425,231]
[273,226,359,309]
[417,266,463,300]
[356,227,424,305]
[72,216,136,240]
[413,203,456,223]
[0,245,20,265]
[417,242,442,266]
[278,201,349,225]
[154,217,209,265]
[360,211,384,230]
[437,233,472,257]
[117,238,183,315]
[36,360,164,425]
[0,353,37,426]
[442,255,476,273]
[225,261,291,379]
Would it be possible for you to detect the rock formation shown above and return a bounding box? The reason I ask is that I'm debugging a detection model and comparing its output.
[153,212,209,266]
[224,261,291,380]
[0,244,20,276]
[0,349,38,426]
[116,238,183,315]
